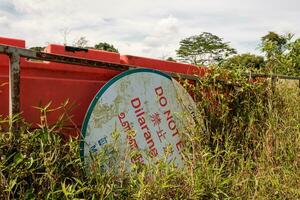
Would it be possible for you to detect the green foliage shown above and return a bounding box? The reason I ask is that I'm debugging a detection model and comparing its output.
[72,36,119,53]
[260,32,300,75]
[176,31,300,76]
[192,68,271,153]
[261,31,289,57]
[165,57,177,62]
[93,42,119,53]
[29,47,45,52]
[176,32,236,66]
[73,36,89,48]
[0,102,193,199]
[221,53,265,70]
[287,38,300,73]
[186,69,300,198]
[1,70,300,199]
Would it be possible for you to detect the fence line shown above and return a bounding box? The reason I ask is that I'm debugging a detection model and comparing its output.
[1,44,300,134]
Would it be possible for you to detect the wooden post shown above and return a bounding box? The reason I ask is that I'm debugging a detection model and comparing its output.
[9,52,21,136]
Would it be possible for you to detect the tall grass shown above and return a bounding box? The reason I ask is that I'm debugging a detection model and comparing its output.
[0,68,299,199]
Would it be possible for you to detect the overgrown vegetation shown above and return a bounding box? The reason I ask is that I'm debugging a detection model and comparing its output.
[1,68,299,199]
[175,31,300,76]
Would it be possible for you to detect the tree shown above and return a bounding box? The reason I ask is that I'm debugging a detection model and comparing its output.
[287,38,300,73]
[93,42,119,53]
[73,36,89,48]
[166,57,177,62]
[221,53,265,70]
[260,31,300,75]
[261,32,290,59]
[176,32,236,66]
[72,37,119,53]
[29,46,45,52]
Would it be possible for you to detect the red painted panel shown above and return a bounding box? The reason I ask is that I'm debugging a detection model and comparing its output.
[0,36,25,47]
[0,76,107,126]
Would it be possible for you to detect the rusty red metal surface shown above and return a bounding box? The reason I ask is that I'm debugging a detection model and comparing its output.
[0,36,206,136]
[121,55,206,77]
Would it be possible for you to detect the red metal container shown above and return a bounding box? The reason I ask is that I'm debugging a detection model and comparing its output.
[0,36,205,136]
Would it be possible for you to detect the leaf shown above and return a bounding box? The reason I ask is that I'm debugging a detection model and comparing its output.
[12,152,25,169]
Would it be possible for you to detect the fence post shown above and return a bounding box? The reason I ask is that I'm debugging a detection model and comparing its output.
[9,52,21,137]
[271,76,276,94]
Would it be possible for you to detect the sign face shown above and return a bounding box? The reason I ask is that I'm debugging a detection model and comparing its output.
[80,68,197,171]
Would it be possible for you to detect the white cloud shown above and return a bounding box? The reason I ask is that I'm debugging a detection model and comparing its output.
[0,15,7,23]
[0,0,300,58]
[141,16,179,57]
[144,16,178,47]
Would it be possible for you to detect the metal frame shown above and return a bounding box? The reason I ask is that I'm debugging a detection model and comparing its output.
[1,44,300,134]
[241,72,300,81]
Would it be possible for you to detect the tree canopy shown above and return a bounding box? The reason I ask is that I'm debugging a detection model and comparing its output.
[260,31,300,75]
[72,37,119,53]
[92,42,119,53]
[73,36,89,48]
[29,46,45,52]
[222,53,265,70]
[261,31,289,57]
[165,57,177,62]
[176,32,236,66]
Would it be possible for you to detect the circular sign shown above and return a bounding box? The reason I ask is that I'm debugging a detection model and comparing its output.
[80,68,197,171]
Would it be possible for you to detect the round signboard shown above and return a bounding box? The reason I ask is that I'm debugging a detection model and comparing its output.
[80,68,197,171]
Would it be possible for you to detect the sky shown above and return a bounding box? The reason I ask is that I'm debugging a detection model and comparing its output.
[0,0,300,59]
